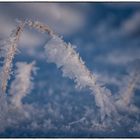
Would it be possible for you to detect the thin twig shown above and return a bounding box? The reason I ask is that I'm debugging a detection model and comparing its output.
[1,21,25,94]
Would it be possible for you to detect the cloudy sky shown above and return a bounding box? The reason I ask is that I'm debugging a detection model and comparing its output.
[0,2,140,137]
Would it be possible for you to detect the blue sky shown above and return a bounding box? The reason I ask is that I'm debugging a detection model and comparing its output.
[0,2,140,137]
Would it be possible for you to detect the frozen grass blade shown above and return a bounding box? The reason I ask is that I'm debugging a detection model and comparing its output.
[44,35,118,121]
[25,20,55,36]
[24,20,118,120]
[0,19,118,121]
[10,61,37,108]
[0,21,25,94]
[122,70,139,106]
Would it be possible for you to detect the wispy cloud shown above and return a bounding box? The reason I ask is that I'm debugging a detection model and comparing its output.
[121,11,140,37]
[0,3,87,36]
[95,49,140,65]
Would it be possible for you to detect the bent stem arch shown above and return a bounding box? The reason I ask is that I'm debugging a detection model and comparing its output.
[0,20,54,94]
[0,19,118,121]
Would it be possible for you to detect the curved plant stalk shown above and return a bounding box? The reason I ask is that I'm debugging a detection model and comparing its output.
[115,68,140,115]
[25,20,55,36]
[122,70,139,106]
[0,21,25,94]
[0,19,117,121]
[44,34,117,121]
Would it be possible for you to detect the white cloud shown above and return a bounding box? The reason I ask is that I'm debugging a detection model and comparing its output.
[20,30,44,48]
[0,13,45,49]
[95,49,140,65]
[121,11,140,36]
[0,14,15,38]
[0,3,87,59]
[12,3,87,35]
[18,29,46,59]
[92,11,140,45]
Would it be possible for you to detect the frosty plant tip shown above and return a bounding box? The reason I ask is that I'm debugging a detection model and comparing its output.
[0,19,139,121]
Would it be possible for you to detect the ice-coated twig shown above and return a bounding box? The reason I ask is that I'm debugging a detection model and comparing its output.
[0,19,118,121]
[25,20,55,36]
[123,70,139,106]
[116,59,140,111]
[0,21,25,94]
[68,117,86,126]
[44,35,117,121]
[117,70,140,107]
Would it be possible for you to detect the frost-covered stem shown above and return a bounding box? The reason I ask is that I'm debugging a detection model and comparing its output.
[1,21,25,94]
[25,20,55,36]
[68,117,86,126]
[121,70,139,106]
[26,20,114,119]
[10,61,37,108]
[0,19,117,120]
[44,35,117,121]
